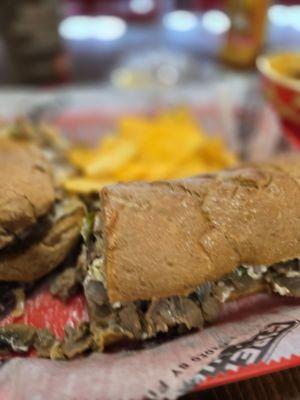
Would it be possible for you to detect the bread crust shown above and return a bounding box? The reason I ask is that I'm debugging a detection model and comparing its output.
[0,138,55,249]
[0,204,84,281]
[99,154,300,303]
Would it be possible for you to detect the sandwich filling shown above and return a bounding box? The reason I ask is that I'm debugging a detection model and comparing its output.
[81,212,300,350]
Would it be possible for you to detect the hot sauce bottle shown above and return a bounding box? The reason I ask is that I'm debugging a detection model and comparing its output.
[221,0,269,69]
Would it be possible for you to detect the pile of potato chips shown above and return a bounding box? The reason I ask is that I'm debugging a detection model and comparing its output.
[64,109,237,194]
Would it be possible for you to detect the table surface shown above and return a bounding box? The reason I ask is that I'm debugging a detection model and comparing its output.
[181,367,300,399]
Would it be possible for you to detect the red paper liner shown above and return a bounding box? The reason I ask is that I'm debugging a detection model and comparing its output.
[195,354,300,392]
[0,287,88,340]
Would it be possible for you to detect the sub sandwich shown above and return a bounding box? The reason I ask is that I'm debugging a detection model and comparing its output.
[81,153,300,350]
[1,139,300,358]
[0,124,86,358]
[0,135,84,291]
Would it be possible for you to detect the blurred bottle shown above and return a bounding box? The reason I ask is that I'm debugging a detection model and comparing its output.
[221,0,269,69]
[0,0,70,84]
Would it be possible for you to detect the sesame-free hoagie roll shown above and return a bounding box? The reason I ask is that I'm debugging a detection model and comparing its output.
[83,154,300,349]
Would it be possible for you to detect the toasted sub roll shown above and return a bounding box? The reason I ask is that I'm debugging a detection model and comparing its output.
[94,154,300,303]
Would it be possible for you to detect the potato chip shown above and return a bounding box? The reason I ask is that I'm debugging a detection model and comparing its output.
[64,177,114,193]
[114,161,147,181]
[172,159,210,179]
[68,148,96,169]
[84,139,138,177]
[64,109,237,194]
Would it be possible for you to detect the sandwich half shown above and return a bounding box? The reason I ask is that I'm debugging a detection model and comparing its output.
[81,154,300,350]
[0,137,84,282]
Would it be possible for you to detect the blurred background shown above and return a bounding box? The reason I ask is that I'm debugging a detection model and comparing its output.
[0,0,299,84]
[0,0,300,192]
